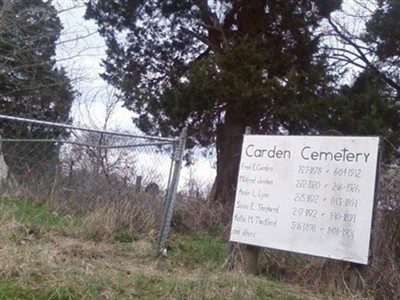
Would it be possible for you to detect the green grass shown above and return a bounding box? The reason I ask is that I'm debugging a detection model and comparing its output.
[0,282,76,300]
[167,231,227,268]
[0,197,331,299]
[128,273,312,300]
[0,197,78,230]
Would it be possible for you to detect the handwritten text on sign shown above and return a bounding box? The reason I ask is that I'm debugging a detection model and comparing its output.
[229,136,379,265]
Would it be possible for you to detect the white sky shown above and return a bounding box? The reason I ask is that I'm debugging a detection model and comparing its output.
[55,0,137,131]
[54,0,216,188]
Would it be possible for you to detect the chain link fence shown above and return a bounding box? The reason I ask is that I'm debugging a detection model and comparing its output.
[0,114,185,254]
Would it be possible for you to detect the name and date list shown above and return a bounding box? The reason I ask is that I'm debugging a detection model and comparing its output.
[230,136,379,265]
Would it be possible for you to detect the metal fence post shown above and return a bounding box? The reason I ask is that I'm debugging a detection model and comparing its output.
[155,127,187,255]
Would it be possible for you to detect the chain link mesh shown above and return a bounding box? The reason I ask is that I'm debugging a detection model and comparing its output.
[0,115,178,236]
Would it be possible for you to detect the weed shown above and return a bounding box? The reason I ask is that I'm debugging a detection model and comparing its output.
[167,231,227,268]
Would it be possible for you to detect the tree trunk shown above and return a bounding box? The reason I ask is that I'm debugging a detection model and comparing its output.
[211,111,246,209]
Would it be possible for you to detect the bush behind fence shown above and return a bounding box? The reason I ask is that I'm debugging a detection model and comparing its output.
[0,114,181,241]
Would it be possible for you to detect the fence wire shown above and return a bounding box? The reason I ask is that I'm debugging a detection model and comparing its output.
[0,114,185,250]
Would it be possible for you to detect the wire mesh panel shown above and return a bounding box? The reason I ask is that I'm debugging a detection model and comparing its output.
[0,114,183,241]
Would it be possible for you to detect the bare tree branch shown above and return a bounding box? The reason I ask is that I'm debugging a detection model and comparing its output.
[327,16,400,92]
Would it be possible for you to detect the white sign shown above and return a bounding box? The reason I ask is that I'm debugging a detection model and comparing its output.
[230,135,380,265]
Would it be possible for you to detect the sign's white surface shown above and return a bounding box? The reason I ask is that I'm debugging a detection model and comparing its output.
[230,135,379,265]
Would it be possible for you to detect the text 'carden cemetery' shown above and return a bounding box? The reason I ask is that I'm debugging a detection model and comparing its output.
[230,135,380,265]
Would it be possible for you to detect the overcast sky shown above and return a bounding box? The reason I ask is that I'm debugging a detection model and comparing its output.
[54,0,216,186]
[55,0,137,132]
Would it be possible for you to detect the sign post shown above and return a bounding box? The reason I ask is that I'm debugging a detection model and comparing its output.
[230,135,380,265]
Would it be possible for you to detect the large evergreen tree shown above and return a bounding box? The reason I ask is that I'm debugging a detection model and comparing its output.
[331,69,400,159]
[365,0,400,95]
[326,0,400,158]
[0,0,75,181]
[86,0,341,205]
[327,0,400,97]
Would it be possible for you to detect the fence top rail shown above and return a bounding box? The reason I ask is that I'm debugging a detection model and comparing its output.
[0,138,174,149]
[0,114,177,143]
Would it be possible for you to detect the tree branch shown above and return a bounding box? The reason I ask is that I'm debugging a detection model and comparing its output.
[328,16,400,92]
[181,27,210,47]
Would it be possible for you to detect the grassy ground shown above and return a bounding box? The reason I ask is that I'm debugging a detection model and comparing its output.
[0,197,333,299]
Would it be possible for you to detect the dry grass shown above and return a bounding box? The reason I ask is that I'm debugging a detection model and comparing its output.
[81,196,162,242]
[1,163,399,299]
[174,198,231,234]
[0,197,335,299]
[0,224,326,299]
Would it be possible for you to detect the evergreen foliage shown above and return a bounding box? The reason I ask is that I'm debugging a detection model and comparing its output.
[86,0,341,203]
[327,0,400,159]
[366,0,400,66]
[365,0,400,96]
[331,69,400,160]
[0,0,75,181]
